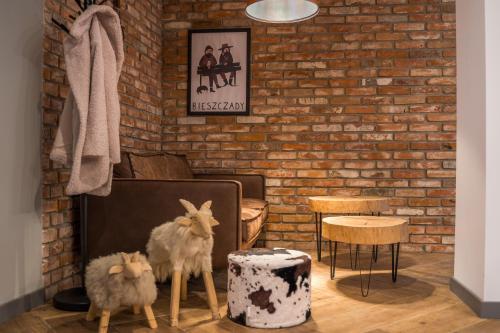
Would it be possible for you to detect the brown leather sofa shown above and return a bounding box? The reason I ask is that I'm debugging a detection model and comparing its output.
[81,152,268,269]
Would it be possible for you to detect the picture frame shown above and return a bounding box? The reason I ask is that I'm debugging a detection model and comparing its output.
[187,28,251,116]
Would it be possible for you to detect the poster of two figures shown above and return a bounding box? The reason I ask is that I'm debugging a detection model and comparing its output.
[188,28,251,115]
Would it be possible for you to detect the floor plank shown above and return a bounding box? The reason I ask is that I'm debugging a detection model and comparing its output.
[1,252,498,333]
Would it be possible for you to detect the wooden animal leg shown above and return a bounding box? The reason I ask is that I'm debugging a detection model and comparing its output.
[98,309,111,333]
[132,305,141,315]
[86,302,98,321]
[202,271,220,320]
[170,270,182,327]
[181,274,188,301]
[143,305,158,329]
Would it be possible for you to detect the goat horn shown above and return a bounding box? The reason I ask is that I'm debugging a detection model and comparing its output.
[200,200,212,210]
[120,252,130,263]
[131,251,140,262]
[179,199,197,214]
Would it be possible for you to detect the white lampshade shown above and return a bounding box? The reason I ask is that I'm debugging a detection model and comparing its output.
[245,0,319,24]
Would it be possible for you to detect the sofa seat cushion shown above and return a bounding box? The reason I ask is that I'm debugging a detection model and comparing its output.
[241,198,268,242]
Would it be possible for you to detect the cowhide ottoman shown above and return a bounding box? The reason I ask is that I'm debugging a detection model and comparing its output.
[227,248,311,328]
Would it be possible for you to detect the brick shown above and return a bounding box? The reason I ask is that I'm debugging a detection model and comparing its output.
[426,226,455,235]
[427,170,456,178]
[427,77,456,85]
[396,189,426,197]
[43,229,58,244]
[410,235,442,244]
[297,170,328,178]
[236,133,266,142]
[332,170,360,178]
[427,152,456,160]
[393,170,425,179]
[427,189,456,197]
[394,23,425,31]
[410,161,441,169]
[268,152,297,160]
[397,208,425,216]
[409,198,441,207]
[314,70,345,78]
[409,32,441,40]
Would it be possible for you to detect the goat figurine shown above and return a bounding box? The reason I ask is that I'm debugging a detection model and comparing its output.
[85,252,158,333]
[146,199,220,327]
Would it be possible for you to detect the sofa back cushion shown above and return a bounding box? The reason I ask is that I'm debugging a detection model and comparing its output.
[113,152,134,178]
[129,153,169,179]
[126,152,194,180]
[164,153,194,179]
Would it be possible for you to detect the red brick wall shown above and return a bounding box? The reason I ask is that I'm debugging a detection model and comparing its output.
[42,0,162,298]
[162,0,457,253]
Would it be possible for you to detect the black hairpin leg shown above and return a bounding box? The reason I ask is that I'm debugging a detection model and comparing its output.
[314,212,318,260]
[329,240,337,279]
[349,244,353,269]
[319,213,323,260]
[373,212,380,263]
[391,243,400,283]
[372,245,379,262]
[355,244,374,297]
[354,245,360,270]
[314,212,323,262]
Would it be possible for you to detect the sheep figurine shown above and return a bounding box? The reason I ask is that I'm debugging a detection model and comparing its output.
[146,199,220,327]
[85,252,158,333]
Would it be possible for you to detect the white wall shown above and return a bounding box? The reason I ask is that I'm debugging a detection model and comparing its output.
[484,0,500,302]
[0,0,43,307]
[455,0,486,300]
[455,0,500,303]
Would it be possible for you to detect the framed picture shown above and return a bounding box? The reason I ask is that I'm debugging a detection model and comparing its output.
[188,28,251,116]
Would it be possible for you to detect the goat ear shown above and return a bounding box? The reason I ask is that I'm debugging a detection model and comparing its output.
[108,265,124,275]
[210,217,220,226]
[200,200,212,210]
[177,216,192,227]
[179,199,197,214]
[142,262,153,272]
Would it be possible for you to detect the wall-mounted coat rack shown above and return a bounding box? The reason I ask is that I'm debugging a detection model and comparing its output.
[50,0,123,313]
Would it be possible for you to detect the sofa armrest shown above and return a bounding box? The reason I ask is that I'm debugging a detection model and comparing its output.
[195,174,265,199]
[82,179,242,269]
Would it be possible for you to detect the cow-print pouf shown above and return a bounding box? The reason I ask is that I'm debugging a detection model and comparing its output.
[227,248,311,328]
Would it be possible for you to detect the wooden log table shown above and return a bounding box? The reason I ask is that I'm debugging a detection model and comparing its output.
[322,216,408,296]
[308,196,390,261]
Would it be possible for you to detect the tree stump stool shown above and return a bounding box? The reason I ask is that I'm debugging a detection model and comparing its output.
[308,196,390,261]
[227,248,311,328]
[322,216,408,296]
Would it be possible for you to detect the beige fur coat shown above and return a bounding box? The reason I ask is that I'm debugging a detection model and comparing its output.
[50,5,124,196]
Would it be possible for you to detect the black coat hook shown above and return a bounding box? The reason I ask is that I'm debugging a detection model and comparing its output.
[51,18,70,34]
[52,0,121,36]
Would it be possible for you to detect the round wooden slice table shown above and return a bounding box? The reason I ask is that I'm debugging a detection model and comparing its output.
[322,216,408,296]
[308,196,390,261]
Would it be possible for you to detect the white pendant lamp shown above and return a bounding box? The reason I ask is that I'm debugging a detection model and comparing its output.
[245,0,319,24]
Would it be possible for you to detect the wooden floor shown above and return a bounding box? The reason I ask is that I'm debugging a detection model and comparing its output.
[2,250,500,333]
